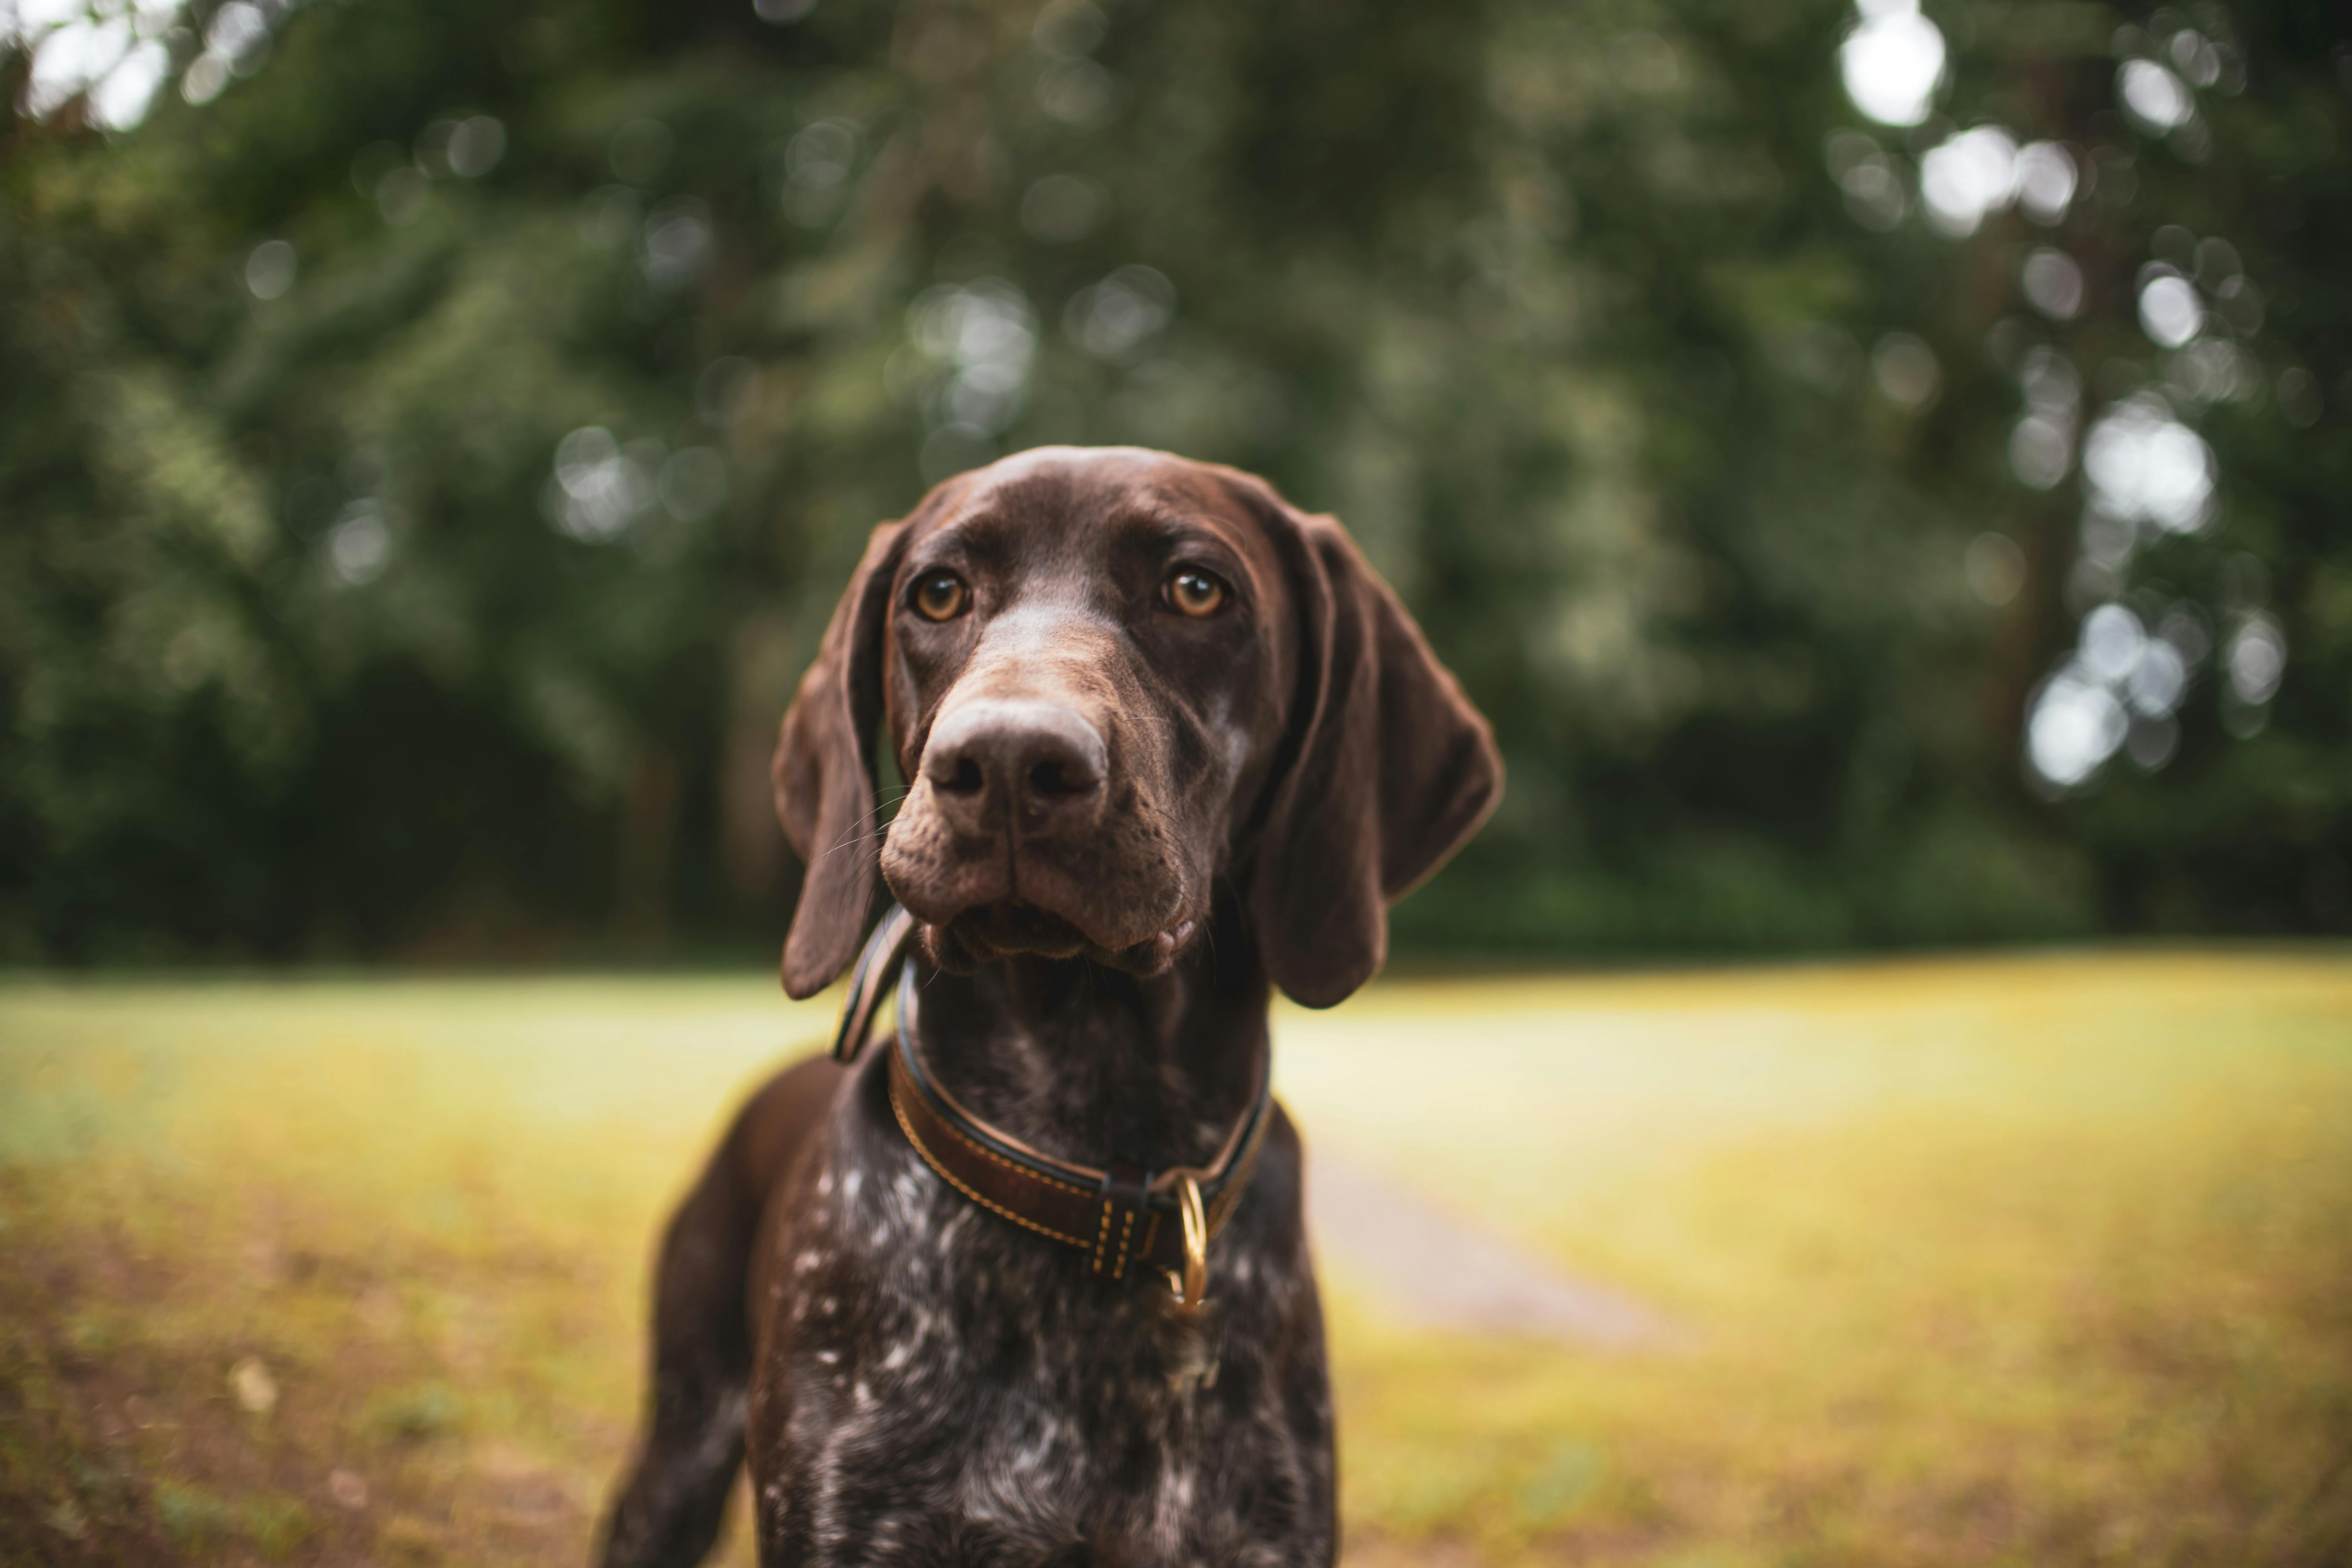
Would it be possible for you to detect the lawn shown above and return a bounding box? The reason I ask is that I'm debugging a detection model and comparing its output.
[3,951,2348,1566]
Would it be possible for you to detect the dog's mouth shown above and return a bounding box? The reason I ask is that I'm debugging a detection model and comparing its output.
[946,899,1088,961]
[926,899,1197,977]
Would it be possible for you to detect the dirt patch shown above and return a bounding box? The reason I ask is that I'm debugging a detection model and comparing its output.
[1309,1153,1669,1348]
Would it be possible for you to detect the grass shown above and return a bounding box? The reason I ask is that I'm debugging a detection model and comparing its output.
[2,951,2349,1565]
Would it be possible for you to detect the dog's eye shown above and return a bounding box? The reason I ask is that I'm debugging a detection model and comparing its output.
[911,570,970,622]
[1164,568,1227,618]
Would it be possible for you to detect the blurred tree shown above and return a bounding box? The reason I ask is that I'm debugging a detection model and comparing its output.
[0,0,2344,963]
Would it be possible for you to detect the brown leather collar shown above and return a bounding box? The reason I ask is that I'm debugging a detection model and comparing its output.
[833,907,1274,1297]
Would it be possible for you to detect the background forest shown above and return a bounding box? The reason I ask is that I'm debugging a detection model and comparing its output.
[3,0,2347,965]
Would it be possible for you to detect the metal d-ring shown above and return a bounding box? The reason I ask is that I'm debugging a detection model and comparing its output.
[1163,1173,1209,1314]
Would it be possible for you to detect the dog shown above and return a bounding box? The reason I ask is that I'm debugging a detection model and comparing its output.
[596,447,1500,1566]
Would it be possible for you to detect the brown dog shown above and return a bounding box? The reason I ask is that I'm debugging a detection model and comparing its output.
[597,448,1499,1566]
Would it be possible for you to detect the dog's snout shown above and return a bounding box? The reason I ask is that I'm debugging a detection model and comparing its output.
[921,700,1108,836]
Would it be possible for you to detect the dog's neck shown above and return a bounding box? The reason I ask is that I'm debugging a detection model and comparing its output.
[907,892,1269,1172]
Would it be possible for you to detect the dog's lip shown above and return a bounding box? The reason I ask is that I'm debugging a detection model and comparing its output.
[933,902,1199,973]
[952,899,1091,960]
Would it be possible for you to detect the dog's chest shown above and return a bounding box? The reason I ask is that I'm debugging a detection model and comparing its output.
[750,1148,1331,1565]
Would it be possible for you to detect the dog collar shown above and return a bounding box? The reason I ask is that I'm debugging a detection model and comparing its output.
[832,906,1274,1311]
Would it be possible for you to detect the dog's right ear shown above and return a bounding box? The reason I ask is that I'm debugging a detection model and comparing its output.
[1236,489,1502,1010]
[772,520,907,999]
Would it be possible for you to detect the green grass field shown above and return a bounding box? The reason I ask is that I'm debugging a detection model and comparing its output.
[4,952,2349,1566]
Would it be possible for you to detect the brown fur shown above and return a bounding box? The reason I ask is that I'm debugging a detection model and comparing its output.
[597,448,1499,1567]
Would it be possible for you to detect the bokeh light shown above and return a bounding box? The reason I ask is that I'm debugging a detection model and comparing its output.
[1063,265,1175,364]
[2118,58,2194,133]
[640,199,714,291]
[2020,247,2083,320]
[2226,614,2286,706]
[243,238,295,300]
[2081,394,2216,536]
[1837,0,1945,128]
[1870,332,1939,412]
[1918,125,2019,237]
[2012,140,2078,225]
[13,0,178,128]
[1824,129,1908,231]
[901,280,1044,480]
[326,501,392,586]
[781,118,860,227]
[2008,346,2079,491]
[2027,663,2129,789]
[2025,595,2212,789]
[2137,270,2204,348]
[547,427,656,543]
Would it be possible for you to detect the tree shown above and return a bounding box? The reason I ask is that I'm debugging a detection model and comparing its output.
[2,0,2344,963]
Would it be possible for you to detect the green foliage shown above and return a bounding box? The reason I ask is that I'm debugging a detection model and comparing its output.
[0,0,2345,960]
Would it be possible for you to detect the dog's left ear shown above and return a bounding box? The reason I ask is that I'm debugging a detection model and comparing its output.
[772,519,906,999]
[1243,492,1503,1009]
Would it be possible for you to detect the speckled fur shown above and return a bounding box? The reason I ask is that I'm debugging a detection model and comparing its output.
[748,932,1333,1565]
[595,908,1335,1568]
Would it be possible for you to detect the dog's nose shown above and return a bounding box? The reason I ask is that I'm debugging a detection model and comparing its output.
[920,700,1108,837]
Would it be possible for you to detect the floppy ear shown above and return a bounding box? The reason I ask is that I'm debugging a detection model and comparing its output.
[772,520,906,999]
[1246,502,1503,1009]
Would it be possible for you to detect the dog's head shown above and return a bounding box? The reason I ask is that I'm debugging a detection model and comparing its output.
[771,447,1500,1009]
